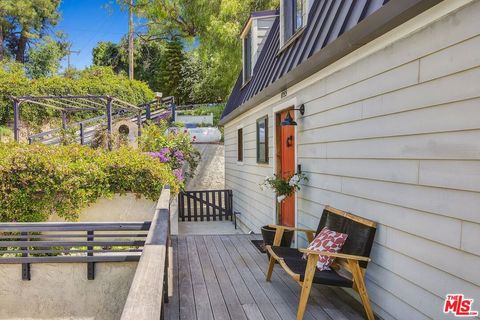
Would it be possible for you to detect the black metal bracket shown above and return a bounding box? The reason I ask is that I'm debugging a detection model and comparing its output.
[87,230,95,280]
[294,104,305,115]
[21,232,31,280]
[22,263,31,281]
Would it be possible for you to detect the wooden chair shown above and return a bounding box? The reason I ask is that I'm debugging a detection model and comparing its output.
[265,206,377,320]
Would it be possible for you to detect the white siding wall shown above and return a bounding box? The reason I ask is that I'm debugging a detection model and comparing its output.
[224,1,480,319]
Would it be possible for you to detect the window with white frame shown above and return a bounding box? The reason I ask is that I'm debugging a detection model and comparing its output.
[243,28,253,84]
[237,128,243,162]
[281,0,307,46]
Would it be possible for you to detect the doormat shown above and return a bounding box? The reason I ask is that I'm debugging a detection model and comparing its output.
[251,240,267,254]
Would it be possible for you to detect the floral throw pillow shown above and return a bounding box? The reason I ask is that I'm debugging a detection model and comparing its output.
[303,227,348,271]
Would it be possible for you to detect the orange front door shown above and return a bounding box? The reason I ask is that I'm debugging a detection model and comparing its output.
[279,110,295,227]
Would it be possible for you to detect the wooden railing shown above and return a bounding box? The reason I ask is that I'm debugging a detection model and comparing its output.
[178,189,233,221]
[121,186,171,320]
[0,221,151,280]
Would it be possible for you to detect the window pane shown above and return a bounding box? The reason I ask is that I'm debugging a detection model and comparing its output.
[237,128,243,162]
[243,30,252,82]
[257,116,268,163]
[294,0,304,31]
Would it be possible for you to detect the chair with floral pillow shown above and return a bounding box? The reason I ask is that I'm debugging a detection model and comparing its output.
[265,206,377,320]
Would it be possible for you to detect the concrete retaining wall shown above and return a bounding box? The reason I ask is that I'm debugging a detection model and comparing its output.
[0,262,137,320]
[50,193,157,222]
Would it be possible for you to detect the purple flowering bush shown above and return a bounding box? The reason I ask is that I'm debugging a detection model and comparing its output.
[140,121,200,185]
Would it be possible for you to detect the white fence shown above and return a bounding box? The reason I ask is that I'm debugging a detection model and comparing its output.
[175,113,213,125]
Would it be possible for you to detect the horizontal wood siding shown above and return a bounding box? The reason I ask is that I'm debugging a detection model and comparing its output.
[224,2,480,319]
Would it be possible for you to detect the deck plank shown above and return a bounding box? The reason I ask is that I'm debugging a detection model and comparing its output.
[186,236,214,320]
[246,235,364,320]
[194,235,232,320]
[176,236,196,320]
[219,236,283,320]
[236,235,331,320]
[165,235,370,320]
[203,236,249,320]
[225,235,300,320]
[165,237,180,320]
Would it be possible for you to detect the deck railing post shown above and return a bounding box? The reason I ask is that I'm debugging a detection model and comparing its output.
[146,105,151,120]
[21,232,30,280]
[137,111,142,136]
[79,122,85,145]
[13,99,20,142]
[171,102,176,123]
[228,190,233,221]
[87,230,95,280]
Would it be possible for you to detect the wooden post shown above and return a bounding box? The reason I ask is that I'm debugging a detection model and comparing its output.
[171,102,176,123]
[106,97,113,150]
[13,99,20,142]
[146,105,151,120]
[137,112,142,137]
[79,122,85,145]
[61,111,67,129]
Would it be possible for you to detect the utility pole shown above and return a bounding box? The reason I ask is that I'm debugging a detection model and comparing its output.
[128,0,134,80]
[66,45,80,71]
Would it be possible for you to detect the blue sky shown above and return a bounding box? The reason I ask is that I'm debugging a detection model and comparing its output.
[54,0,136,70]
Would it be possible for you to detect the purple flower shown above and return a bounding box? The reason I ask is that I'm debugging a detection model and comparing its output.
[146,151,169,163]
[173,169,184,182]
[173,149,184,163]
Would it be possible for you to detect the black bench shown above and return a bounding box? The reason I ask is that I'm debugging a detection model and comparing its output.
[265,206,377,320]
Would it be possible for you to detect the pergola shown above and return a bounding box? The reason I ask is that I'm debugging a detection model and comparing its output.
[11,95,174,143]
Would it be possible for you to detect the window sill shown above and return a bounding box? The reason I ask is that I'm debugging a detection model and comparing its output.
[278,27,306,55]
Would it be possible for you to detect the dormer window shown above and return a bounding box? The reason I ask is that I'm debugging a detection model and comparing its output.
[240,10,278,86]
[243,28,253,84]
[281,0,307,47]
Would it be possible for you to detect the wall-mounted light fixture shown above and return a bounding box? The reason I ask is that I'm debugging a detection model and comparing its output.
[280,104,305,126]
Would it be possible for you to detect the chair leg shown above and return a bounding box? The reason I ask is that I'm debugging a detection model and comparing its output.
[296,254,317,320]
[266,256,275,281]
[348,260,375,320]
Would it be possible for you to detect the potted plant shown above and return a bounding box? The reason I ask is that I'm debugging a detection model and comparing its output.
[259,172,308,249]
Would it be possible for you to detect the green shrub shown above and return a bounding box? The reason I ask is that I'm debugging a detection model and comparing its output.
[0,143,179,222]
[0,60,154,127]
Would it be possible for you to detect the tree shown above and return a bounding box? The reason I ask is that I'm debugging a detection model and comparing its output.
[26,36,68,78]
[92,41,126,74]
[92,38,165,90]
[158,37,186,103]
[136,0,277,100]
[1,0,61,63]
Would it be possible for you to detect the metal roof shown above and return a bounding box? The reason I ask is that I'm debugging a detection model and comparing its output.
[221,0,442,124]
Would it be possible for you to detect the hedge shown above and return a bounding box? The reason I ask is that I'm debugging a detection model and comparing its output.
[0,143,180,222]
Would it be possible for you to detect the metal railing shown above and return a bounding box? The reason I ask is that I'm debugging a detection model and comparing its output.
[0,221,151,280]
[121,186,171,320]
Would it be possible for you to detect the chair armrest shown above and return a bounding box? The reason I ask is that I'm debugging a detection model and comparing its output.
[298,249,371,262]
[268,224,316,234]
[268,224,316,244]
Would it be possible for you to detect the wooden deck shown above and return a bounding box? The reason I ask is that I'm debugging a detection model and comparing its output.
[164,234,368,320]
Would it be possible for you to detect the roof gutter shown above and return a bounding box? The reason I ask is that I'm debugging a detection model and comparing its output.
[220,0,442,125]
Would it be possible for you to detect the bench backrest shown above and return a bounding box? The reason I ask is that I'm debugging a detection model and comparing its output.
[316,206,376,268]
